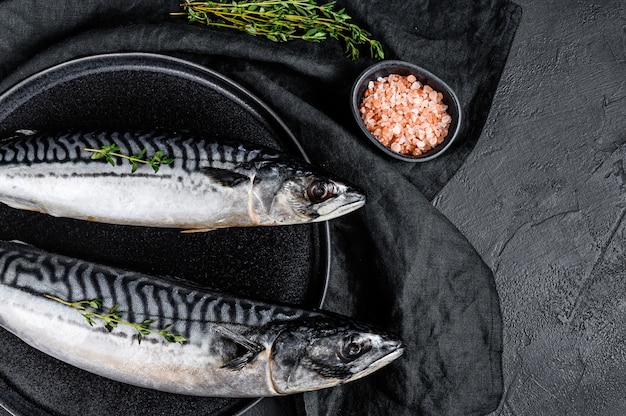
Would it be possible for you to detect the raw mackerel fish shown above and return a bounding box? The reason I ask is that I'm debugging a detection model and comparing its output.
[0,241,404,397]
[0,130,365,231]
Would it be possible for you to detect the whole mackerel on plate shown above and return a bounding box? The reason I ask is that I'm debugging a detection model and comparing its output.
[0,130,365,231]
[0,240,404,397]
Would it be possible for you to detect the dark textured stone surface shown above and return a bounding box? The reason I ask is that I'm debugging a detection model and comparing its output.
[434,0,626,415]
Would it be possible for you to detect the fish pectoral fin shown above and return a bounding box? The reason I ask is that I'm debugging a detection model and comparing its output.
[200,167,250,187]
[214,326,265,371]
[221,350,260,371]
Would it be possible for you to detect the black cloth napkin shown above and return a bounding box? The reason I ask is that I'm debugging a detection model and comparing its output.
[0,1,521,415]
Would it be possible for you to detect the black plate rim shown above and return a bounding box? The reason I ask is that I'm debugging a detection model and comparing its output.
[0,52,332,416]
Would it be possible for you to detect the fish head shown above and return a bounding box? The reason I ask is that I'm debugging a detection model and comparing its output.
[269,317,404,395]
[251,162,366,225]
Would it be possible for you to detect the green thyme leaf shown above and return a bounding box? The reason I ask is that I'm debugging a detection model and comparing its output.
[105,154,116,166]
[172,0,384,61]
[44,294,187,345]
[84,143,175,174]
[83,314,95,326]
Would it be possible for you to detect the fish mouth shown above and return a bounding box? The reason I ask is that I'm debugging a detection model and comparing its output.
[332,194,366,216]
[314,188,366,221]
[373,343,405,367]
[344,342,405,384]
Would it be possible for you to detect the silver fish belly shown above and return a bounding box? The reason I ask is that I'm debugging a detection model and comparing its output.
[0,241,404,397]
[0,130,365,230]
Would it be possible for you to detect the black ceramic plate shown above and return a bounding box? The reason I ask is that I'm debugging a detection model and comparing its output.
[0,53,330,416]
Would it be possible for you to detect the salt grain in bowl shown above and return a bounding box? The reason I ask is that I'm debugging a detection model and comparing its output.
[359,74,452,157]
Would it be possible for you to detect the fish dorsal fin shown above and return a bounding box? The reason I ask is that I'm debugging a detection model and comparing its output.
[201,167,250,187]
[214,325,265,371]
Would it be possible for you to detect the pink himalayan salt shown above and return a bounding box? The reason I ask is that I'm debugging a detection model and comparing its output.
[359,73,452,157]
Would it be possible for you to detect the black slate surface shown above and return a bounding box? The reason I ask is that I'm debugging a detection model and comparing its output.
[0,1,521,416]
[434,0,626,415]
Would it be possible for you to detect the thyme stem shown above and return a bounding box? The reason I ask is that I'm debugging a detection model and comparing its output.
[84,143,174,173]
[173,0,384,61]
[45,294,187,345]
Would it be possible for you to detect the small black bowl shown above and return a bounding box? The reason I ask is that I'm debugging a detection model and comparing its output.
[351,60,462,162]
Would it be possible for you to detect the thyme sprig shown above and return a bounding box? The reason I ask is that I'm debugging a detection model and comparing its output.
[173,0,384,61]
[84,143,174,173]
[45,294,187,345]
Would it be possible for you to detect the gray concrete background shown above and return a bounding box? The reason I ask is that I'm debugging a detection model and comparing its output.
[433,0,626,415]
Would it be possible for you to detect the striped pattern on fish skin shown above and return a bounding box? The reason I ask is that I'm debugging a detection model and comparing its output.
[0,241,404,397]
[0,130,366,230]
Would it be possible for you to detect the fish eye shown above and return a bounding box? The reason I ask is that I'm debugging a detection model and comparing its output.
[307,179,335,203]
[338,334,372,362]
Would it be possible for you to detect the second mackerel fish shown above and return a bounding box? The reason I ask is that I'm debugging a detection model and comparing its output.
[0,130,365,231]
[0,240,404,397]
